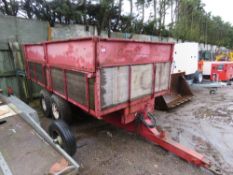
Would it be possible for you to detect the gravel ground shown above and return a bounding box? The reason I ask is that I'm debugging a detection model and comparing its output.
[156,85,233,175]
[31,84,233,175]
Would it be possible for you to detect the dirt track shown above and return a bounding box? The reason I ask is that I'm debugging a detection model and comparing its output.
[33,84,233,175]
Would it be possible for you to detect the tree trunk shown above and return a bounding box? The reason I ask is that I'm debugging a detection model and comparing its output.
[108,17,111,37]
[116,0,122,27]
[190,9,194,35]
[154,0,157,22]
[162,0,166,27]
[83,0,88,30]
[170,0,174,26]
[2,0,16,16]
[22,0,32,19]
[158,0,162,30]
[128,0,133,32]
[142,2,145,22]
[130,0,133,18]
[107,1,114,37]
[175,0,180,22]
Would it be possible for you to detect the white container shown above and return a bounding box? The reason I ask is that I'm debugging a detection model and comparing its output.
[173,42,199,76]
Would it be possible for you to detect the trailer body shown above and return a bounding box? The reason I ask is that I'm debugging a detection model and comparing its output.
[23,37,209,169]
[24,37,172,122]
[211,62,233,81]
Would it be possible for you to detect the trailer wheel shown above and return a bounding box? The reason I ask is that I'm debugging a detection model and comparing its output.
[51,95,71,123]
[49,120,76,156]
[194,71,203,83]
[40,90,51,118]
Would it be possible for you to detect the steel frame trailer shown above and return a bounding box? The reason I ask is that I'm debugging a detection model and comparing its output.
[0,94,79,175]
[23,37,211,170]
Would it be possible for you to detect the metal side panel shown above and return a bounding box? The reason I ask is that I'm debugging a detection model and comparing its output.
[66,71,87,105]
[100,66,129,109]
[160,62,170,91]
[28,62,35,79]
[46,40,95,72]
[88,78,95,110]
[97,40,173,67]
[131,64,153,99]
[51,68,65,95]
[155,62,170,92]
[35,63,45,84]
[25,45,45,62]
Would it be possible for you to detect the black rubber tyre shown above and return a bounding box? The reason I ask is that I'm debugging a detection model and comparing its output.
[49,120,76,156]
[194,71,203,83]
[40,90,51,118]
[50,94,72,123]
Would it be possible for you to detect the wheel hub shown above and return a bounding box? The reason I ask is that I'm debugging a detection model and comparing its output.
[52,103,59,119]
[41,98,47,111]
[54,135,63,146]
[198,73,203,82]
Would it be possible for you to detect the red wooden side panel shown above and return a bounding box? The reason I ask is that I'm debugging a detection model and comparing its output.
[97,39,173,67]
[46,40,95,72]
[24,44,45,63]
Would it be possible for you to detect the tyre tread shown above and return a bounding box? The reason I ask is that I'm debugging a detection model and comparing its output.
[49,120,76,156]
[40,90,51,118]
[51,95,72,123]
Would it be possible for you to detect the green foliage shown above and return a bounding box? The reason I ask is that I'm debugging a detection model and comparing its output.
[172,0,233,48]
[1,0,233,48]
[0,0,19,16]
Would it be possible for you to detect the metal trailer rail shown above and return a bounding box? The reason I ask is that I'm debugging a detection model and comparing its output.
[192,82,227,94]
[0,94,79,175]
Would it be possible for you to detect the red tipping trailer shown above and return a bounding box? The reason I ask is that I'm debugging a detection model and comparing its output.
[23,37,210,169]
